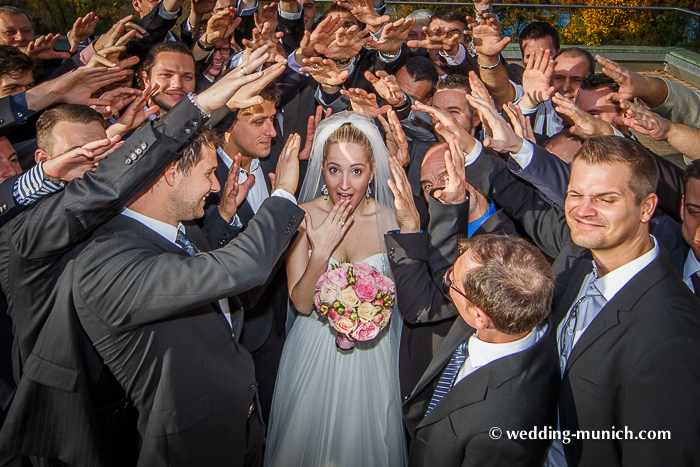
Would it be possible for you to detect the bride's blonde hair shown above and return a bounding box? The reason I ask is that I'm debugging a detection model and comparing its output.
[322,123,375,168]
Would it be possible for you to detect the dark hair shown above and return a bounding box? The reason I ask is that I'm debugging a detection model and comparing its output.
[36,105,105,156]
[684,159,700,195]
[137,42,195,89]
[554,47,595,75]
[431,9,468,32]
[221,82,281,132]
[456,234,555,335]
[0,45,38,81]
[519,21,560,53]
[176,127,222,175]
[320,2,361,27]
[404,56,438,90]
[542,127,584,151]
[0,7,32,25]
[580,72,620,92]
[434,73,471,94]
[572,135,659,204]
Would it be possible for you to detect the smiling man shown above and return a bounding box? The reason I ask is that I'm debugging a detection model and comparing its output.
[140,41,196,118]
[461,134,700,467]
[0,7,33,48]
[0,45,36,98]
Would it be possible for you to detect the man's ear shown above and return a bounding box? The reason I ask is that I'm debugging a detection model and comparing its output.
[471,109,481,132]
[141,70,150,88]
[472,306,493,331]
[35,148,49,165]
[640,192,658,223]
[681,196,686,223]
[162,162,180,187]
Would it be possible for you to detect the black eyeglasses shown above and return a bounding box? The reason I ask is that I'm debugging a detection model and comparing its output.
[443,265,469,300]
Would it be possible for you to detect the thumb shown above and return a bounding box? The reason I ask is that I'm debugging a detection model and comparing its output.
[242,173,255,189]
[268,173,276,188]
[304,211,314,231]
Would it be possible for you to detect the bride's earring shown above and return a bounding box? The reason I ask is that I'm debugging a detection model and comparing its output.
[322,184,329,200]
[365,182,372,201]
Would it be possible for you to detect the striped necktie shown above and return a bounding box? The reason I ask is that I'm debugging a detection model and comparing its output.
[425,341,469,416]
[175,228,200,256]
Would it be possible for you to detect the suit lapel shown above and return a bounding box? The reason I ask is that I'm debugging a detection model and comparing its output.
[409,318,474,401]
[553,256,594,326]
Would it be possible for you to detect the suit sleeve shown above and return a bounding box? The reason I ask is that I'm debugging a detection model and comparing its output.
[138,1,181,44]
[200,206,242,248]
[465,149,571,259]
[653,152,684,224]
[462,433,538,467]
[507,144,570,210]
[7,98,209,260]
[277,10,304,55]
[621,335,700,466]
[650,78,700,127]
[73,196,304,330]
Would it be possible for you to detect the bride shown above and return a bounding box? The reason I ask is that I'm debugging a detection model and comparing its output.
[265,112,407,467]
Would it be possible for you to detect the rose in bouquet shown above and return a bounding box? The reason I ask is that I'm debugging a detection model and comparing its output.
[313,261,395,350]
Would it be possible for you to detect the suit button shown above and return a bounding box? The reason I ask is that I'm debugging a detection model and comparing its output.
[291,216,298,223]
[185,128,191,134]
[219,240,225,246]
[250,384,257,391]
[193,121,198,127]
[223,233,229,240]
[0,119,4,124]
[404,396,409,402]
[140,142,148,150]
[284,228,290,235]
[129,153,137,161]
[135,148,143,155]
[390,247,395,254]
[125,158,132,165]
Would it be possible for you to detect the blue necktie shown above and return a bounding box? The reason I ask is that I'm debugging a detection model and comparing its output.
[425,341,469,416]
[175,228,200,256]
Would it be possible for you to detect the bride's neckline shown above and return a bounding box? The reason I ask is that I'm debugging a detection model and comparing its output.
[329,252,385,265]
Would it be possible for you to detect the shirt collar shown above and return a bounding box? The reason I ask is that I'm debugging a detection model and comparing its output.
[468,323,547,370]
[591,235,659,301]
[122,208,184,245]
[217,146,260,174]
[683,249,700,283]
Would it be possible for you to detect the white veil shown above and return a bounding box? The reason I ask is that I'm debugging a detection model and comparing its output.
[298,111,400,254]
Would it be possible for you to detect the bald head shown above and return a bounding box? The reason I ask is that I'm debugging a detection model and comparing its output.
[420,143,450,203]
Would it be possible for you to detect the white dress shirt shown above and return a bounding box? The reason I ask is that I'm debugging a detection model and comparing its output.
[121,208,235,331]
[683,250,700,293]
[217,147,269,214]
[454,323,547,386]
[547,236,660,467]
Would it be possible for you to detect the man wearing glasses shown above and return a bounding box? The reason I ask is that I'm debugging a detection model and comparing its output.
[197,38,233,93]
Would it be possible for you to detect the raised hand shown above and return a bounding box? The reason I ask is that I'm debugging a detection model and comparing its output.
[94,15,145,53]
[85,43,140,70]
[42,136,124,182]
[255,2,280,33]
[412,101,476,153]
[364,70,404,106]
[39,66,130,109]
[315,25,370,61]
[466,12,510,59]
[596,55,652,102]
[378,110,410,167]
[387,156,420,233]
[296,15,344,61]
[552,93,616,139]
[270,133,302,196]
[106,84,160,138]
[337,0,389,33]
[468,70,496,109]
[465,93,524,153]
[92,87,142,118]
[367,18,414,54]
[521,48,555,110]
[218,153,255,223]
[342,88,390,118]
[502,102,536,144]
[242,22,284,63]
[225,58,287,110]
[68,12,99,54]
[614,98,671,141]
[202,7,239,46]
[305,199,355,258]
[406,24,460,56]
[301,57,350,87]
[23,34,71,60]
[433,139,468,204]
[299,106,332,161]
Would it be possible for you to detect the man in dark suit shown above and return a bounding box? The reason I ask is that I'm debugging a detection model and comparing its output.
[460,98,700,465]
[73,126,303,466]
[401,232,559,466]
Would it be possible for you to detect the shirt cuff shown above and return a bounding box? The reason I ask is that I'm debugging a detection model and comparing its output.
[231,213,244,228]
[79,42,96,65]
[287,50,306,75]
[182,18,195,33]
[439,43,466,66]
[13,162,65,206]
[510,139,534,169]
[370,24,385,41]
[378,48,401,64]
[158,2,180,19]
[237,0,258,16]
[271,188,297,205]
[464,139,483,166]
[278,2,302,19]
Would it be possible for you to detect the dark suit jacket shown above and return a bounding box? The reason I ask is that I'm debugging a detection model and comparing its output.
[464,148,700,466]
[403,316,560,467]
[73,197,303,466]
[0,97,209,385]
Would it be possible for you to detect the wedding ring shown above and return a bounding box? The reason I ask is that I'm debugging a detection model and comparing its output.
[240,67,247,76]
[340,220,345,226]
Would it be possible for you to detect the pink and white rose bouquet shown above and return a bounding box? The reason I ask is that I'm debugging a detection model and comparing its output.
[313,261,395,350]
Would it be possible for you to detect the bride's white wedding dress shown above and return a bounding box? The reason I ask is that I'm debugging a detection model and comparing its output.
[265,253,407,467]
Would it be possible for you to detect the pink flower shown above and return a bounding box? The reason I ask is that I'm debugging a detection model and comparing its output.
[353,261,374,278]
[319,283,340,304]
[329,308,338,320]
[327,268,349,289]
[314,293,322,310]
[354,278,379,302]
[378,311,391,329]
[334,316,357,335]
[315,271,329,292]
[373,272,396,295]
[350,321,381,341]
